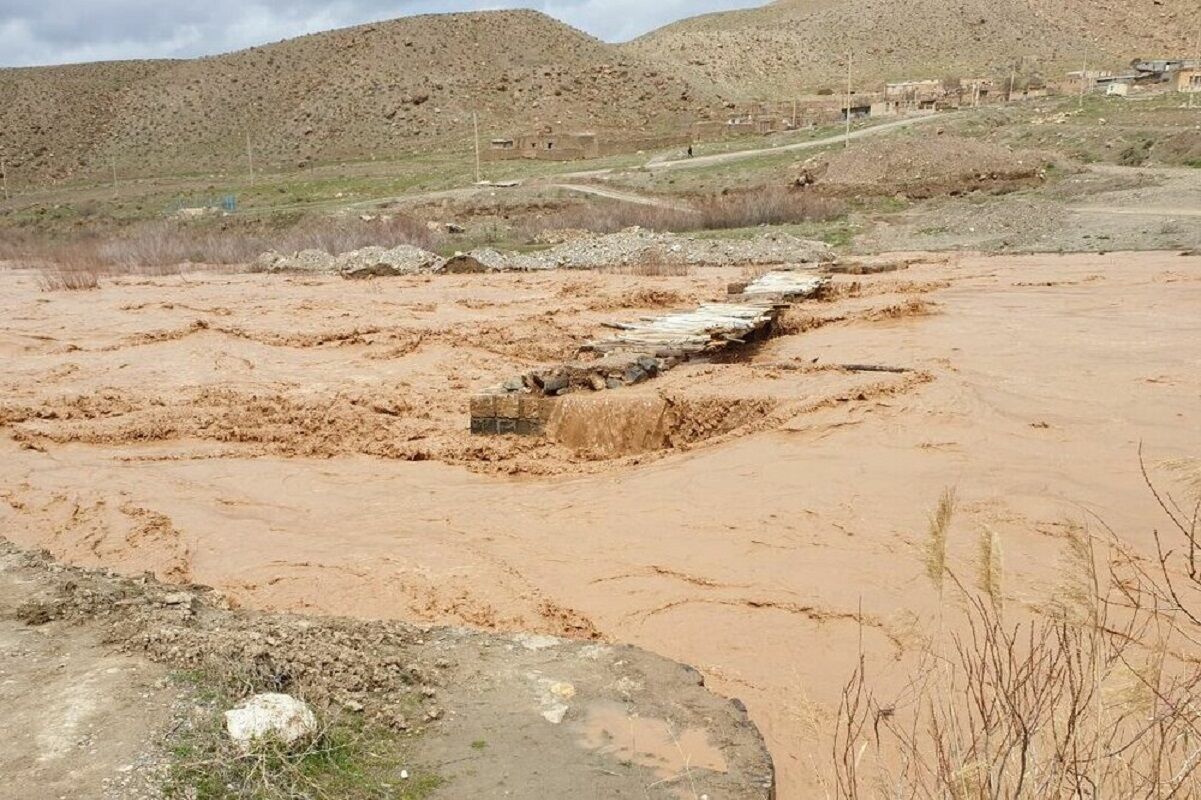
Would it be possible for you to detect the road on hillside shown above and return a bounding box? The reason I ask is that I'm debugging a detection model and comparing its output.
[546,183,692,210]
[1076,206,1201,218]
[346,113,956,213]
[561,112,954,180]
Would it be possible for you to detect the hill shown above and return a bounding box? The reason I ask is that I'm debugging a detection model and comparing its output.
[0,10,709,183]
[627,0,1201,97]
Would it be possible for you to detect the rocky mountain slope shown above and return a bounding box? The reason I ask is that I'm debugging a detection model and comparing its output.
[0,10,708,183]
[627,0,1201,96]
[4,2,1197,185]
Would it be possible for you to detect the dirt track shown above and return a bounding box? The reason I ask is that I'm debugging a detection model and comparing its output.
[2,251,1199,795]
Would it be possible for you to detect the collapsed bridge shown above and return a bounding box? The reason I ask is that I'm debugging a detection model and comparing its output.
[470,271,829,437]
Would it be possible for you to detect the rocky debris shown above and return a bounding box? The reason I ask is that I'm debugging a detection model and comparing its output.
[225,693,318,751]
[255,229,831,278]
[336,245,444,279]
[251,249,337,274]
[250,245,445,277]
[538,227,832,270]
[442,248,551,274]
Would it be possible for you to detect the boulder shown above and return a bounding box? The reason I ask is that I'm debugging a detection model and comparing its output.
[225,693,318,751]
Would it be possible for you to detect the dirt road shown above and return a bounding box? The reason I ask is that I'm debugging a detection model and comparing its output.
[1076,206,1201,217]
[547,182,693,210]
[2,250,1198,795]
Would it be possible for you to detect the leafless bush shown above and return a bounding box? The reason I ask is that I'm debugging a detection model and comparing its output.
[9,214,436,275]
[833,463,1201,799]
[518,187,846,240]
[36,263,101,291]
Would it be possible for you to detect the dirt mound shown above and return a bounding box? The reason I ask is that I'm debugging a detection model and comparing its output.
[0,10,711,183]
[804,134,1049,197]
[1158,131,1201,167]
[628,0,1201,95]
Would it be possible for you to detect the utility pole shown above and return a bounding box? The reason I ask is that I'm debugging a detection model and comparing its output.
[1,155,8,202]
[1190,25,1200,109]
[1079,59,1088,109]
[472,111,482,183]
[844,51,853,148]
[246,130,255,185]
[792,98,797,129]
[111,155,118,199]
[1008,66,1017,103]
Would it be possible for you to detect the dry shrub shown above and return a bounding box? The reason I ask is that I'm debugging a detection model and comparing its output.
[602,262,693,277]
[11,214,436,275]
[833,463,1201,798]
[520,187,845,239]
[37,263,101,291]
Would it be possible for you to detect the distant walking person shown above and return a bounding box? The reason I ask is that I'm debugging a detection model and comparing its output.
[687,145,694,158]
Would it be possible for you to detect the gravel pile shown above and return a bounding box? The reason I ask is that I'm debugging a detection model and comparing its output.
[251,245,445,277]
[252,249,336,274]
[335,245,445,279]
[251,228,832,277]
[537,227,832,269]
[442,248,553,273]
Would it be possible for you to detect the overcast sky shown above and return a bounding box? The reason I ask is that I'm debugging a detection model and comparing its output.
[0,1,760,67]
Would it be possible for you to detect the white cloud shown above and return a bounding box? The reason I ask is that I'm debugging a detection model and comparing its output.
[0,1,761,67]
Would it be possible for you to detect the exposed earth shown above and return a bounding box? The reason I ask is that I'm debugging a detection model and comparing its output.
[0,540,774,800]
[3,249,1198,795]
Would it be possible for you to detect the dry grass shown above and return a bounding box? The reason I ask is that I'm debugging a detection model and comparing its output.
[36,263,101,291]
[977,527,1004,615]
[833,467,1201,798]
[9,214,436,283]
[924,488,956,594]
[166,666,440,800]
[519,187,846,239]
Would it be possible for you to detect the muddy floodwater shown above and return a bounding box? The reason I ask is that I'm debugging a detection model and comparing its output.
[2,252,1199,795]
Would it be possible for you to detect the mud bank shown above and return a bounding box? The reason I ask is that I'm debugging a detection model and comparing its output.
[1,540,775,798]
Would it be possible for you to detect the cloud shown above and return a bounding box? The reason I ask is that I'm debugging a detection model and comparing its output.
[0,0,759,67]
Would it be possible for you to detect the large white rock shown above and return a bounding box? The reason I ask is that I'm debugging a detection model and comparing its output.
[224,693,318,751]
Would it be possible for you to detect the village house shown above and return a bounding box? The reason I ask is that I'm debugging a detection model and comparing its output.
[486,127,689,162]
[1176,67,1201,93]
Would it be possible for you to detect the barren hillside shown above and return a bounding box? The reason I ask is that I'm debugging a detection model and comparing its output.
[628,0,1201,96]
[0,10,710,183]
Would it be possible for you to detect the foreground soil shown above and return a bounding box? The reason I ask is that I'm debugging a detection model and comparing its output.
[2,250,1199,795]
[0,540,773,799]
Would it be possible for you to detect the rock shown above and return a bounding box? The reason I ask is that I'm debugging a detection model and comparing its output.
[224,693,318,751]
[337,245,444,279]
[250,251,284,273]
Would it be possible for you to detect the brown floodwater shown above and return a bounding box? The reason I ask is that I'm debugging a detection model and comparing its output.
[1,252,1198,796]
